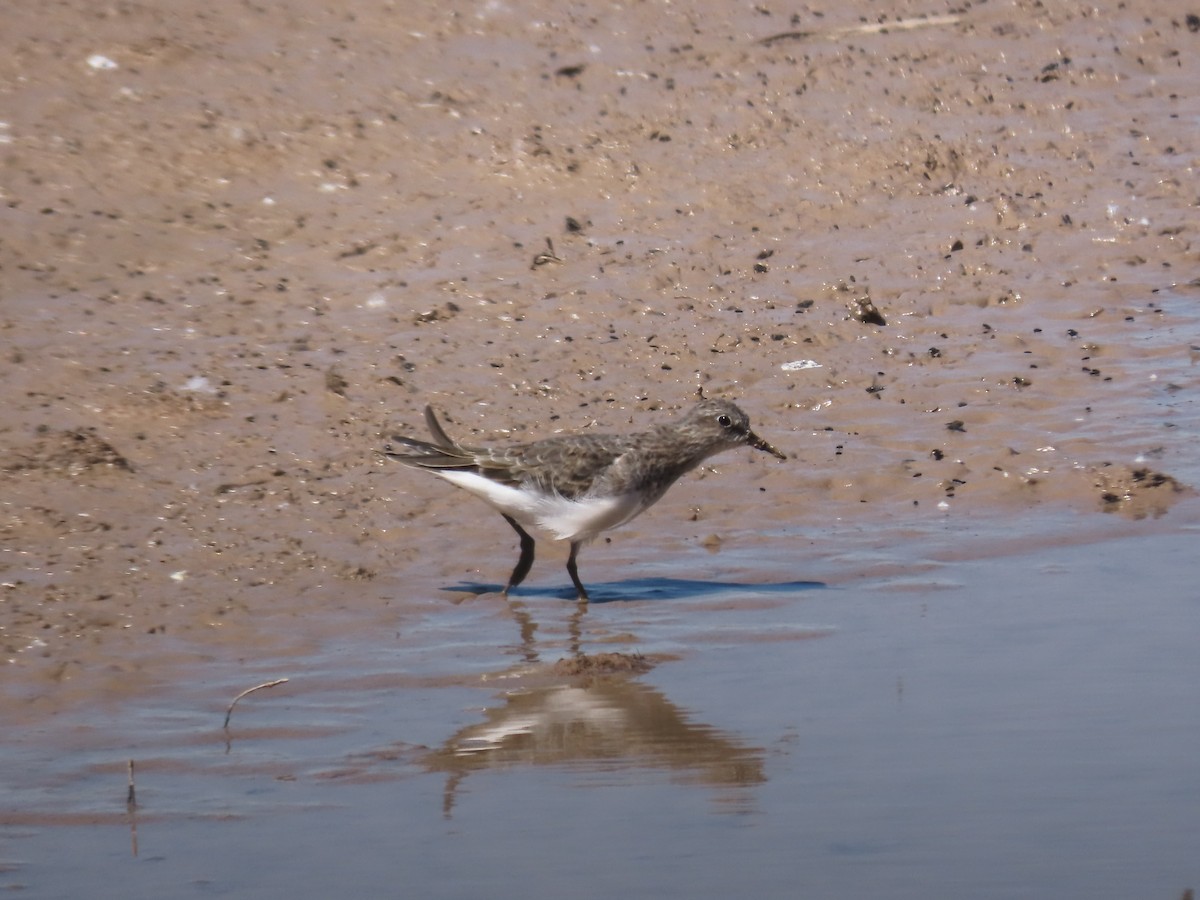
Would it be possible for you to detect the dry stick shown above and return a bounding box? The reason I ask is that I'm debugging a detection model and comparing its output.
[759,14,960,45]
[223,678,290,729]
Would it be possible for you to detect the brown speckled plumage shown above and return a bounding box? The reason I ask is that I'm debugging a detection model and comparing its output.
[384,398,785,600]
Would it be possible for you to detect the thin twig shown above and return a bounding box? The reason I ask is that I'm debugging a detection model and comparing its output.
[223,678,289,729]
[530,237,562,269]
[759,14,960,45]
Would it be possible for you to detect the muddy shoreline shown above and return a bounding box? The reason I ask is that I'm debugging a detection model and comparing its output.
[3,0,1198,716]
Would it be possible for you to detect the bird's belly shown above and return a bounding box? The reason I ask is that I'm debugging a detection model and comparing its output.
[535,491,647,543]
[432,470,646,543]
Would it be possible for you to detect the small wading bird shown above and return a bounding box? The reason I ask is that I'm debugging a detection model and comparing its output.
[383,397,786,601]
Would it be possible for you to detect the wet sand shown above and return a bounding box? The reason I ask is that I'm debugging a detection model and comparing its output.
[2,0,1199,895]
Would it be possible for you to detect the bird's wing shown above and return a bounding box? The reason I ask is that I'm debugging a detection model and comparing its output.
[385,410,635,498]
[486,435,632,497]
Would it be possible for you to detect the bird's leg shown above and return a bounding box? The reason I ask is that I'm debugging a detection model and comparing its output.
[501,515,535,597]
[566,541,589,602]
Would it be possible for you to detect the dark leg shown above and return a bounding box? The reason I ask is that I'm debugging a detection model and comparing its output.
[501,515,535,597]
[566,541,589,602]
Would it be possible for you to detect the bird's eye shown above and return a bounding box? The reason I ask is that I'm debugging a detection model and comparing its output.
[717,414,732,428]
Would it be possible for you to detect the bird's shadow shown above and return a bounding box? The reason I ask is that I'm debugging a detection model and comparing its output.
[443,577,825,603]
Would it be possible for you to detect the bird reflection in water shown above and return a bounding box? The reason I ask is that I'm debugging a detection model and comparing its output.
[421,598,766,818]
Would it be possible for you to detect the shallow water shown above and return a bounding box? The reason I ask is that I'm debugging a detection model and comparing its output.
[3,519,1198,899]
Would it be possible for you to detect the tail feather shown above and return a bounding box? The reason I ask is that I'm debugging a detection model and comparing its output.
[383,443,473,469]
[423,405,458,450]
[384,407,477,469]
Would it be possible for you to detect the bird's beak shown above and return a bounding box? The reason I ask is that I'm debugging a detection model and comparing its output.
[747,430,787,460]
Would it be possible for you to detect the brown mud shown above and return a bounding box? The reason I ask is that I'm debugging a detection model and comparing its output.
[2,0,1198,720]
